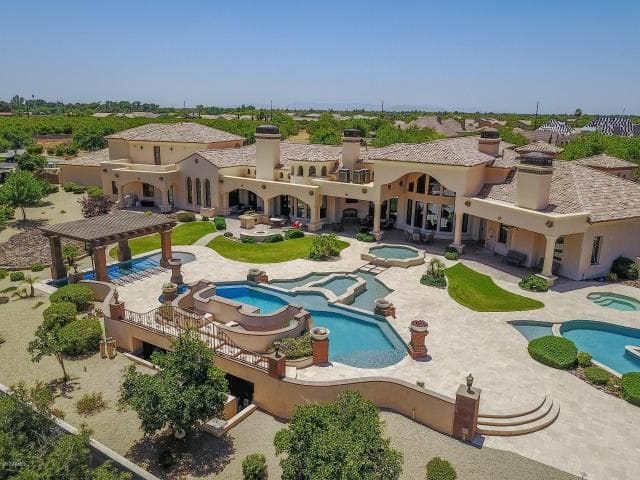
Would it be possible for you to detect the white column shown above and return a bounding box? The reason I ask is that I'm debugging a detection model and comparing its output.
[373,201,382,239]
[541,235,558,277]
[308,198,322,232]
[449,211,465,252]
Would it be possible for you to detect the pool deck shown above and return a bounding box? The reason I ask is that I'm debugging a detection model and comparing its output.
[112,225,640,480]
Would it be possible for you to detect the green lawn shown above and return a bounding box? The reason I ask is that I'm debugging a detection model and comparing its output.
[445,263,544,312]
[109,221,217,259]
[207,235,349,263]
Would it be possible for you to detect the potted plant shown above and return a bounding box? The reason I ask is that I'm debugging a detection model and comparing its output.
[161,282,178,302]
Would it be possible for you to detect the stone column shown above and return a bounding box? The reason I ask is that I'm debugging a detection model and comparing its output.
[311,328,330,365]
[541,235,558,277]
[117,239,131,262]
[449,211,465,253]
[109,296,125,320]
[453,383,482,442]
[308,200,322,232]
[262,197,271,217]
[408,320,429,360]
[93,245,109,282]
[267,352,286,379]
[168,258,183,285]
[48,235,67,280]
[159,228,172,267]
[372,201,382,239]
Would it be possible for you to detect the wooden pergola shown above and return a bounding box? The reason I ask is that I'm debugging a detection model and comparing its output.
[41,211,177,282]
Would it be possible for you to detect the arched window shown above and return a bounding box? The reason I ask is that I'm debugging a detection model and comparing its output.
[195,178,202,206]
[186,177,193,204]
[320,166,327,176]
[297,165,304,176]
[308,166,316,177]
[204,179,211,208]
[416,174,427,194]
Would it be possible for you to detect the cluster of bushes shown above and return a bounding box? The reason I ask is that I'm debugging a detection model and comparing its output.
[0,268,7,279]
[48,142,78,156]
[444,247,459,261]
[584,366,610,386]
[426,457,457,480]
[518,274,549,292]
[50,283,94,311]
[86,185,103,197]
[223,231,234,238]
[622,372,640,406]
[59,317,102,356]
[421,258,447,288]
[284,228,304,239]
[10,271,25,282]
[527,336,577,369]
[241,236,256,244]
[309,233,341,261]
[44,183,59,194]
[43,302,78,329]
[176,211,196,222]
[30,262,46,272]
[611,256,639,280]
[62,181,89,194]
[263,234,284,243]
[213,215,226,230]
[356,231,376,242]
[268,332,312,359]
[242,453,267,480]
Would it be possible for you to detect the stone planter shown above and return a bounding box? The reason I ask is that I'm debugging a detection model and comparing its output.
[374,298,396,318]
[375,298,391,309]
[410,319,429,333]
[162,283,178,303]
[168,257,183,285]
[310,327,330,341]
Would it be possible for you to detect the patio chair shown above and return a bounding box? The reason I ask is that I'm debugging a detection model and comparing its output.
[420,232,435,243]
[411,228,421,243]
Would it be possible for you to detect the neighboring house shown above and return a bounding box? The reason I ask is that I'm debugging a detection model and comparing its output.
[514,141,563,158]
[583,116,640,137]
[406,116,465,137]
[536,118,575,136]
[65,122,640,282]
[477,117,507,128]
[516,128,574,146]
[573,154,638,179]
[516,119,532,129]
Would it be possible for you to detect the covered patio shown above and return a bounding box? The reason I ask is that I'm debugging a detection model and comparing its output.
[41,211,177,282]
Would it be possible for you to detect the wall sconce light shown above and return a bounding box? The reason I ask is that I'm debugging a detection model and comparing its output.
[362,188,368,194]
[309,191,314,196]
[545,220,554,228]
[194,158,199,164]
[102,168,107,173]
[464,200,471,207]
[261,184,266,190]
[159,177,164,182]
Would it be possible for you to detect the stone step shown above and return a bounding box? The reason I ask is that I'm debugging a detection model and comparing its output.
[477,400,560,437]
[478,396,553,427]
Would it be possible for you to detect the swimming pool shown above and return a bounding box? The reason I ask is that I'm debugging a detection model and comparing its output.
[560,320,640,374]
[587,292,640,312]
[314,276,358,296]
[369,245,420,260]
[214,282,406,368]
[510,320,554,341]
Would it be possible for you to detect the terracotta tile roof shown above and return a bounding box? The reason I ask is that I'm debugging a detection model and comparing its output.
[41,211,176,242]
[477,162,640,222]
[367,137,509,166]
[105,122,244,143]
[491,148,520,168]
[63,148,110,166]
[515,141,564,155]
[194,145,256,168]
[574,154,637,169]
[280,142,342,162]
[406,116,465,137]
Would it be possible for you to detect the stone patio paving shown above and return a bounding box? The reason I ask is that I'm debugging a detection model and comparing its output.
[101,224,640,480]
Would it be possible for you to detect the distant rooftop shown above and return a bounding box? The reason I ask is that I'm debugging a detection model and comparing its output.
[105,122,244,144]
[64,148,110,166]
[515,141,564,155]
[574,154,637,170]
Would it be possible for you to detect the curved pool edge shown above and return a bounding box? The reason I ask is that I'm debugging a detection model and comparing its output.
[361,243,425,268]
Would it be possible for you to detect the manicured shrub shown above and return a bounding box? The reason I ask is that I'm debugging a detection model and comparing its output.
[527,336,577,369]
[611,256,639,280]
[577,351,592,368]
[421,274,446,288]
[42,301,77,329]
[63,181,77,192]
[309,233,341,261]
[201,216,209,221]
[426,457,457,480]
[176,211,196,222]
[223,231,233,238]
[268,332,312,359]
[9,272,25,282]
[0,268,8,279]
[242,453,267,480]
[264,234,284,243]
[71,184,86,194]
[30,262,46,272]
[584,366,610,386]
[45,183,59,194]
[444,247,459,261]
[75,392,107,416]
[86,186,103,197]
[422,258,446,288]
[241,236,256,244]
[356,232,376,242]
[59,317,102,357]
[213,216,226,230]
[50,283,94,311]
[621,372,640,406]
[518,274,549,292]
[284,228,304,239]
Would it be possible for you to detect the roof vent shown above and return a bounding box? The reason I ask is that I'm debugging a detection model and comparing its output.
[480,128,499,139]
[343,128,362,138]
[520,152,553,168]
[256,125,279,135]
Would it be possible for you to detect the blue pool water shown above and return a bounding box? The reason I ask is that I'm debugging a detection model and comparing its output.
[270,273,328,290]
[561,320,640,374]
[215,282,406,368]
[316,276,357,296]
[350,272,393,311]
[587,292,640,312]
[369,245,419,260]
[510,321,554,341]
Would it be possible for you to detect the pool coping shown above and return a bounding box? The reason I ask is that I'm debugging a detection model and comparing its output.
[586,291,640,312]
[360,243,425,268]
[291,273,367,306]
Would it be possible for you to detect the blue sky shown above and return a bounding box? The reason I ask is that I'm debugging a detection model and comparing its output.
[2,0,639,113]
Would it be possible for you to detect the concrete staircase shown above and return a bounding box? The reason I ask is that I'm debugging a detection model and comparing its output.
[477,396,560,436]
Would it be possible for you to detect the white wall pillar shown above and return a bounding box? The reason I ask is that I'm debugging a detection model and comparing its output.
[373,201,382,239]
[541,235,558,277]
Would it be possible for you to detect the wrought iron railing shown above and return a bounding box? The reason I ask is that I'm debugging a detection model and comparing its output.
[122,305,269,371]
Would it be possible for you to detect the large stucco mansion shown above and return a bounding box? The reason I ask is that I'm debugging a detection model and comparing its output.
[60,122,640,282]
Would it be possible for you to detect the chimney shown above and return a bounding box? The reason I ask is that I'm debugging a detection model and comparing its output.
[515,152,554,210]
[478,128,500,157]
[341,128,361,171]
[255,125,280,180]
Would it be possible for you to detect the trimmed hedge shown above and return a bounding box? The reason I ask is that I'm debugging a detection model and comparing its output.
[63,181,76,192]
[263,234,284,243]
[612,256,639,280]
[242,453,267,480]
[621,372,640,406]
[214,216,227,230]
[223,231,234,238]
[518,274,549,292]
[50,284,94,311]
[9,272,25,282]
[42,301,77,329]
[444,247,459,261]
[421,274,446,289]
[284,228,304,240]
[59,317,102,357]
[426,457,457,480]
[30,262,46,272]
[584,366,610,386]
[528,336,577,369]
[86,186,103,197]
[71,185,87,194]
[176,211,196,222]
[356,232,376,242]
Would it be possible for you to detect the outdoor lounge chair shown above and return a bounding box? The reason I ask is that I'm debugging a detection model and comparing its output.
[420,232,434,243]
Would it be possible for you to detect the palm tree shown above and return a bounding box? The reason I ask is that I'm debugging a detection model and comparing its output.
[22,274,39,297]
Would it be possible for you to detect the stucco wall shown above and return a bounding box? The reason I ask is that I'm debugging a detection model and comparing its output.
[60,165,102,187]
